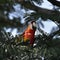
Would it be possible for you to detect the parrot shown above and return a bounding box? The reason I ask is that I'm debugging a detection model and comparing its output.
[23,21,36,47]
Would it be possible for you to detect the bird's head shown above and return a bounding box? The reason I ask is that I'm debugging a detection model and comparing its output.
[31,21,36,30]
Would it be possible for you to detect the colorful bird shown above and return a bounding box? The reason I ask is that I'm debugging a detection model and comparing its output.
[23,21,36,47]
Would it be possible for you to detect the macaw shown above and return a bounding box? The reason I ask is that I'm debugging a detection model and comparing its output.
[23,21,36,46]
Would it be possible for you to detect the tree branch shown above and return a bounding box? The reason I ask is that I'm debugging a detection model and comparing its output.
[19,1,60,23]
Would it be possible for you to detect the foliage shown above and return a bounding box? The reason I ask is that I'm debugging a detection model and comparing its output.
[0,28,60,60]
[0,0,60,60]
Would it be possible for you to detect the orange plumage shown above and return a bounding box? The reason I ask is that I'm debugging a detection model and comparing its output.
[23,21,36,45]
